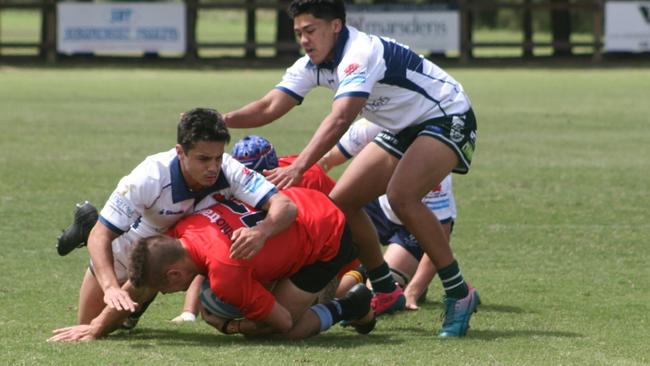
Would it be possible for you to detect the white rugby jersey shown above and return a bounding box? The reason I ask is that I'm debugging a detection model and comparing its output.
[337,119,456,223]
[276,26,471,133]
[99,148,278,240]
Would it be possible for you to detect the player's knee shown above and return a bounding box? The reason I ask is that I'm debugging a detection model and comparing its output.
[385,189,413,218]
[272,315,295,334]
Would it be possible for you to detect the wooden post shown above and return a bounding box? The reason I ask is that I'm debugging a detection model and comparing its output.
[44,0,57,63]
[592,0,603,62]
[185,0,198,61]
[459,0,472,63]
[0,1,3,58]
[245,0,256,59]
[523,0,533,58]
[551,0,572,56]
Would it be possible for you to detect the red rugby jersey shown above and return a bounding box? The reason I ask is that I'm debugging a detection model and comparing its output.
[169,187,345,320]
[279,155,336,194]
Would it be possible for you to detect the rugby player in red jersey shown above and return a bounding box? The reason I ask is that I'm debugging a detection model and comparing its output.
[49,187,374,341]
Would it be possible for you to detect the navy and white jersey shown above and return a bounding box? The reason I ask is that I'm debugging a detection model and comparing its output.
[99,148,278,240]
[337,119,456,223]
[276,26,471,134]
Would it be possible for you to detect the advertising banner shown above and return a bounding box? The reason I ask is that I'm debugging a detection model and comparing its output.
[604,1,650,52]
[57,2,186,54]
[347,5,459,52]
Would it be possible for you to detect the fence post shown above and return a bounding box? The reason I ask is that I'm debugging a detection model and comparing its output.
[592,0,603,62]
[523,0,533,58]
[245,0,256,59]
[43,0,57,63]
[551,0,572,56]
[185,0,198,61]
[459,0,472,63]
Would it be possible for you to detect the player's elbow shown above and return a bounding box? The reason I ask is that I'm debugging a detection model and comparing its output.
[285,200,298,222]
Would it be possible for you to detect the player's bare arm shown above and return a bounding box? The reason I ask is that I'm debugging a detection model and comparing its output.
[86,222,137,313]
[202,301,292,337]
[317,144,349,172]
[224,89,298,128]
[265,95,366,189]
[229,192,297,260]
[49,282,156,342]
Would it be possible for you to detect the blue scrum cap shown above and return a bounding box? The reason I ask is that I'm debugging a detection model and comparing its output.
[231,135,279,172]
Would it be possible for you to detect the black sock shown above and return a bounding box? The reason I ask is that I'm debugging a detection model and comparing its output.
[438,260,469,299]
[367,262,396,293]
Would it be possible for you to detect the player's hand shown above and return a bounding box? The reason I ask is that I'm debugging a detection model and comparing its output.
[103,286,138,313]
[200,308,228,333]
[230,227,266,260]
[47,325,97,342]
[263,165,303,190]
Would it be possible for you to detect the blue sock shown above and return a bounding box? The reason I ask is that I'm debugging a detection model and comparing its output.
[310,302,343,332]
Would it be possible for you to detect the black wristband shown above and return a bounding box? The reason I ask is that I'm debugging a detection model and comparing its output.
[220,319,232,334]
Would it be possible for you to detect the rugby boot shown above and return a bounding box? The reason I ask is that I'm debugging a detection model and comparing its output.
[438,287,480,337]
[339,284,376,335]
[371,284,406,316]
[56,201,98,256]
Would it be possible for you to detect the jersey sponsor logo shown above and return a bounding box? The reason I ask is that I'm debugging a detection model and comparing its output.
[344,63,360,75]
[108,192,136,218]
[364,96,390,112]
[461,142,474,160]
[450,116,465,143]
[377,131,399,145]
[340,72,367,87]
[199,208,235,237]
[241,168,265,194]
[158,208,184,215]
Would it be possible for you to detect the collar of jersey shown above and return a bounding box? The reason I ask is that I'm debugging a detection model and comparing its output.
[170,156,230,203]
[306,25,350,71]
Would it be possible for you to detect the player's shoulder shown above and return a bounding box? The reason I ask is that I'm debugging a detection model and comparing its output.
[138,148,177,171]
[219,153,248,177]
[286,55,317,74]
[340,26,382,61]
[123,148,176,187]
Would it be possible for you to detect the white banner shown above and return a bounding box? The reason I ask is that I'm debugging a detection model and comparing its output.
[347,6,459,52]
[604,1,650,52]
[57,3,186,54]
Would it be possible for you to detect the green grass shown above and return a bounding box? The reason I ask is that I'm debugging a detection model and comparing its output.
[0,66,649,365]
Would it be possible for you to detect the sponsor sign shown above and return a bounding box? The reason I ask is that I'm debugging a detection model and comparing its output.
[57,2,186,54]
[605,1,650,52]
[347,5,459,52]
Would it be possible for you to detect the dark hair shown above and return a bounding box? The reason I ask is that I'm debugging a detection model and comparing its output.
[288,0,346,23]
[129,235,186,288]
[177,108,231,152]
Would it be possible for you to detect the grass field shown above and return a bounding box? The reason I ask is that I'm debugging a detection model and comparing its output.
[0,66,649,365]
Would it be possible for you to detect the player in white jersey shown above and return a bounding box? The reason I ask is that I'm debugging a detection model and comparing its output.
[61,108,297,327]
[222,0,479,336]
[320,118,457,310]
